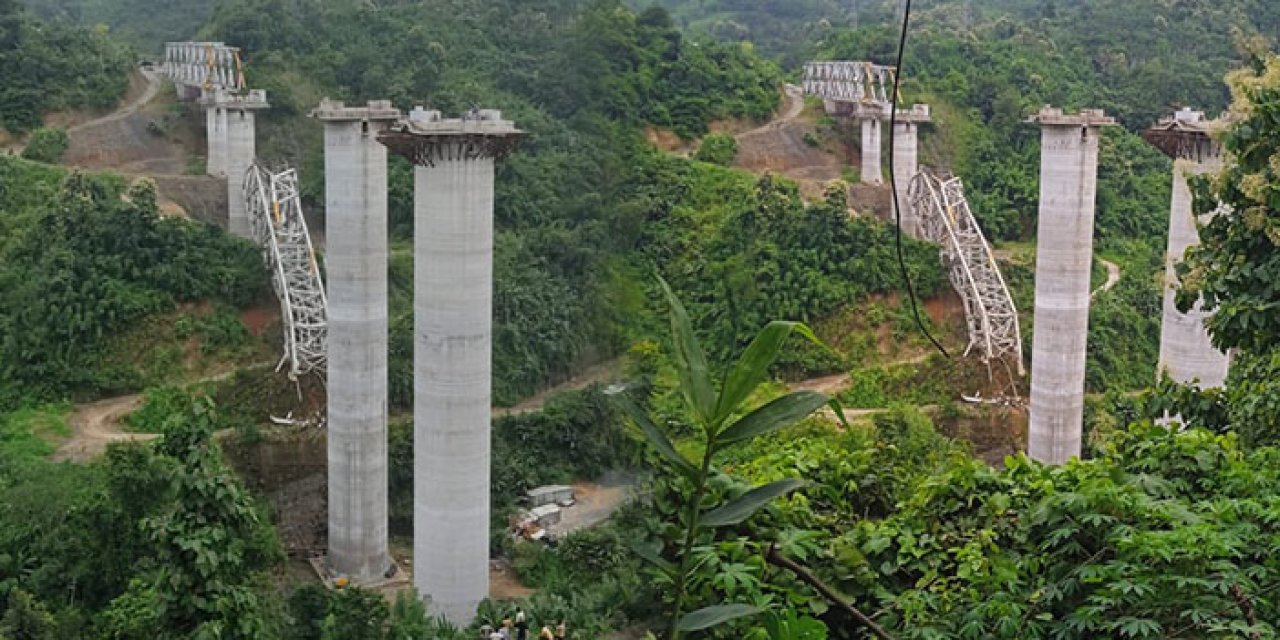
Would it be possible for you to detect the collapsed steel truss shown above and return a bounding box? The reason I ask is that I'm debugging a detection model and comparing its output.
[244,164,327,379]
[802,61,896,106]
[162,41,245,92]
[910,171,1025,382]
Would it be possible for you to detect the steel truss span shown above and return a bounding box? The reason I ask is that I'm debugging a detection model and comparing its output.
[161,41,245,92]
[909,171,1025,386]
[802,61,896,106]
[244,165,327,378]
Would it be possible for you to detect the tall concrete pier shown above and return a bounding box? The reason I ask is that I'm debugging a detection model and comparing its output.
[860,115,883,184]
[203,103,227,176]
[1027,107,1115,464]
[215,89,268,238]
[379,108,521,624]
[891,104,930,236]
[1143,109,1231,389]
[313,99,401,583]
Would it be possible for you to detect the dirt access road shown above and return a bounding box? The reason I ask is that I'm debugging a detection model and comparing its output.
[67,67,162,139]
[1092,259,1121,299]
[50,395,153,462]
[55,359,623,463]
[63,66,193,175]
[0,68,162,157]
[732,84,852,202]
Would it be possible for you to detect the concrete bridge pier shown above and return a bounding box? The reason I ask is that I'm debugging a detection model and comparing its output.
[891,104,930,236]
[860,116,883,184]
[216,90,268,239]
[379,108,522,626]
[204,104,227,176]
[1144,108,1231,389]
[312,99,402,584]
[1027,107,1115,464]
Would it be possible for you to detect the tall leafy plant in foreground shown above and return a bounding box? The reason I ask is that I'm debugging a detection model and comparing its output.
[610,279,835,638]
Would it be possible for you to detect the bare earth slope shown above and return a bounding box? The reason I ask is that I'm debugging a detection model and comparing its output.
[63,67,190,174]
[732,84,848,201]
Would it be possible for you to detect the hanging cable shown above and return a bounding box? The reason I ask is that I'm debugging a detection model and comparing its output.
[887,0,950,358]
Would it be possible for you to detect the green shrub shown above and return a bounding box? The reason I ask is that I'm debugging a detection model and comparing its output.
[556,527,627,578]
[126,386,194,433]
[0,8,130,133]
[0,404,71,465]
[19,128,68,164]
[693,132,738,166]
[388,386,638,534]
[0,170,266,409]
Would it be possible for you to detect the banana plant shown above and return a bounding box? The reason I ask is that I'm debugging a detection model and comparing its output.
[610,278,841,639]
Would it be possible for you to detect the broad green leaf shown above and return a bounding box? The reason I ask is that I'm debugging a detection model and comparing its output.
[714,320,798,424]
[658,276,716,423]
[701,478,806,527]
[631,541,675,576]
[828,397,850,430]
[717,391,829,445]
[608,386,696,477]
[675,604,761,631]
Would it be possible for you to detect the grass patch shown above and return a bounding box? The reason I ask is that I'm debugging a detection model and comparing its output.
[0,403,72,462]
[840,354,990,409]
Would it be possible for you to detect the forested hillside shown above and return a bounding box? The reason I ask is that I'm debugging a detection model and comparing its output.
[18,0,210,51]
[0,0,131,133]
[196,0,940,404]
[0,157,267,410]
[5,1,1280,638]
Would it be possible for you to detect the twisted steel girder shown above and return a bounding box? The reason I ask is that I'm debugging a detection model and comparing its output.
[910,170,1025,382]
[245,164,327,379]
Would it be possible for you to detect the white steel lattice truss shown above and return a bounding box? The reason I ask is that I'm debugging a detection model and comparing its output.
[244,165,327,379]
[802,61,896,106]
[909,171,1025,383]
[162,41,245,92]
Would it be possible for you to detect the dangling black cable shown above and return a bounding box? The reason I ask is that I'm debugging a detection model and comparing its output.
[888,0,950,358]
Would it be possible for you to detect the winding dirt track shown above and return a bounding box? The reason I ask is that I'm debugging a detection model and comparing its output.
[51,395,153,462]
[1092,259,1121,299]
[496,358,622,417]
[732,84,848,201]
[55,359,623,463]
[67,67,162,136]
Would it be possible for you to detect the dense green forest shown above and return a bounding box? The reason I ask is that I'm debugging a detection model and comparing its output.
[18,0,210,51]
[0,0,131,133]
[193,0,940,405]
[4,0,1280,638]
[0,157,267,411]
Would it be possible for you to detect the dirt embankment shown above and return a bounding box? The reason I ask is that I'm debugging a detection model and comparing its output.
[731,85,853,202]
[64,68,193,175]
[59,67,226,220]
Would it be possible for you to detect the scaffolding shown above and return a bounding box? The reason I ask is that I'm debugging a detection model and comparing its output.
[244,164,327,379]
[909,170,1025,387]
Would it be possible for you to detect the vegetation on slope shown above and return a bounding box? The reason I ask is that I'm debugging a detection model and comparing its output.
[18,0,212,52]
[5,1,1280,638]
[198,0,941,404]
[0,157,266,410]
[0,0,131,133]
[0,401,283,639]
